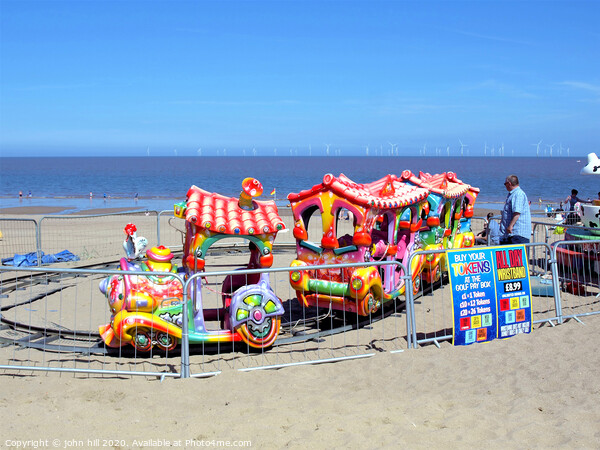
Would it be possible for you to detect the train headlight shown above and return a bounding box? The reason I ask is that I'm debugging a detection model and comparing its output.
[351,278,363,291]
[291,271,302,282]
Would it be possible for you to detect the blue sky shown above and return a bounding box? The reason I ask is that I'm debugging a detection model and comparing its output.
[1,0,599,157]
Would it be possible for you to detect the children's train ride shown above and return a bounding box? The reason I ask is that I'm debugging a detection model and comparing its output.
[98,171,479,351]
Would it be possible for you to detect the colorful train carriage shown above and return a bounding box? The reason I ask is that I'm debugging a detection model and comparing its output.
[401,170,480,284]
[287,173,430,316]
[99,178,287,351]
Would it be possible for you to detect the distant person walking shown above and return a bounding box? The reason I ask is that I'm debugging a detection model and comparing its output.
[499,175,531,244]
[19,191,22,199]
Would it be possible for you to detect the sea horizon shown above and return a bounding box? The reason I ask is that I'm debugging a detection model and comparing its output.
[1,156,597,214]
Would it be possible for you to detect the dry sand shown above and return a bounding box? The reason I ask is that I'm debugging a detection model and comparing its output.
[0,316,599,448]
[1,205,598,449]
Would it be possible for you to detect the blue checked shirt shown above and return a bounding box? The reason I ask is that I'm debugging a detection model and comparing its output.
[500,186,532,240]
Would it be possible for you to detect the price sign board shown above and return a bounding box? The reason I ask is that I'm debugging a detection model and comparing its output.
[494,246,533,338]
[448,245,532,345]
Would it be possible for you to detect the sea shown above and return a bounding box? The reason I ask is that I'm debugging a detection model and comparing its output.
[1,156,598,214]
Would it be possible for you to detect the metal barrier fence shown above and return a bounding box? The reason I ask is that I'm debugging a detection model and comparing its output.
[403,241,583,349]
[2,211,599,379]
[0,266,185,379]
[0,218,40,265]
[157,210,185,249]
[39,210,158,264]
[2,210,291,267]
[0,259,412,378]
[551,238,600,322]
[1,211,490,264]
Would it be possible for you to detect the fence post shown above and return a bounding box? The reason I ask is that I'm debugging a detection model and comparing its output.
[405,253,418,349]
[180,276,191,378]
[35,219,42,266]
[550,241,564,325]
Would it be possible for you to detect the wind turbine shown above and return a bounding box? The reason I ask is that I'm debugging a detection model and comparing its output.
[325,144,330,156]
[446,145,450,156]
[197,148,202,156]
[388,142,397,156]
[422,144,427,156]
[532,140,542,157]
[174,149,177,156]
[365,145,369,156]
[546,144,554,157]
[458,139,467,157]
[484,142,487,156]
[309,144,312,157]
[252,147,256,157]
[500,143,505,157]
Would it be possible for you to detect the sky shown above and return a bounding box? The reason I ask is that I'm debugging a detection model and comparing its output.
[1,0,599,157]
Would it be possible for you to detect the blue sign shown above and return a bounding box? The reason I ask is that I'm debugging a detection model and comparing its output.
[448,245,532,345]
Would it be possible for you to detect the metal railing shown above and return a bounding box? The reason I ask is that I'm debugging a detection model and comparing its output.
[0,260,413,378]
[1,211,599,379]
[404,241,569,349]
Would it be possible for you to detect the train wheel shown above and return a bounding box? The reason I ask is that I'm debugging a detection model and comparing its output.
[432,265,441,283]
[156,332,178,351]
[236,316,281,350]
[361,290,381,315]
[132,329,153,352]
[412,276,421,295]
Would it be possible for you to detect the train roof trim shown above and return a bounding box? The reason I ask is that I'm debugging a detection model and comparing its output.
[399,170,480,198]
[184,185,286,235]
[287,173,430,208]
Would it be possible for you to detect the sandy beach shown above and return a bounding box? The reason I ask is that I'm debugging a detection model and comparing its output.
[1,204,598,448]
[0,316,598,448]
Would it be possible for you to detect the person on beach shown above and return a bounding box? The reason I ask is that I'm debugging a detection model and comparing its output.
[499,175,531,244]
[19,191,22,199]
[565,189,585,211]
[565,189,588,224]
[476,212,500,245]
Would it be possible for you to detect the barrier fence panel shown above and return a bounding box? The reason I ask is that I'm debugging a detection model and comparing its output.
[0,218,39,265]
[157,210,185,249]
[39,211,158,265]
[4,235,594,378]
[532,220,566,246]
[551,239,600,322]
[406,242,563,349]
[183,260,411,377]
[0,266,184,378]
[406,249,454,348]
